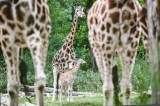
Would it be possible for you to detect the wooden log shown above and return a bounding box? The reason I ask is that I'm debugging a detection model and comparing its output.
[21,85,99,96]
[21,85,54,93]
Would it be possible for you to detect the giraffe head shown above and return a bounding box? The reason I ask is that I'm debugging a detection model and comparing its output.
[78,58,86,64]
[74,4,85,18]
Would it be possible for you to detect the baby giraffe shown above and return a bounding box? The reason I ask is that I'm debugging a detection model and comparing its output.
[58,59,85,102]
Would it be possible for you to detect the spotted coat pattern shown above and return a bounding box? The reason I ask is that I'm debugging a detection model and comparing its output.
[0,0,51,106]
[87,0,143,105]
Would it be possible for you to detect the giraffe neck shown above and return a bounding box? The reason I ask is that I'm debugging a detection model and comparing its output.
[70,61,81,75]
[63,14,78,48]
[70,14,78,35]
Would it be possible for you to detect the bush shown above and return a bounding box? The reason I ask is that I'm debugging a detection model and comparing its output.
[74,69,102,92]
[132,58,151,92]
[0,71,7,93]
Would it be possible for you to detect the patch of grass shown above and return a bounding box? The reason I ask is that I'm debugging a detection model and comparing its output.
[18,92,151,106]
[19,95,103,106]
[60,96,103,106]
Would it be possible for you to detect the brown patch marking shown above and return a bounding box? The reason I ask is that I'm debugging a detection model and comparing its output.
[109,12,119,24]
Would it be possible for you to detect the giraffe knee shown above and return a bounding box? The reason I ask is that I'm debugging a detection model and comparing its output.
[120,79,132,90]
[9,91,17,99]
[124,87,131,99]
[104,90,112,100]
[35,72,46,83]
[35,76,46,91]
[103,85,114,100]
[38,85,44,93]
[8,84,19,98]
[120,82,132,100]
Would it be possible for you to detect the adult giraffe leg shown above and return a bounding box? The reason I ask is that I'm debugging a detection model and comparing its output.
[67,84,70,102]
[101,50,114,106]
[41,35,49,70]
[89,40,115,105]
[52,66,58,101]
[70,83,74,102]
[1,40,20,106]
[58,81,62,103]
[118,45,138,105]
[67,83,73,102]
[88,32,104,82]
[27,33,46,106]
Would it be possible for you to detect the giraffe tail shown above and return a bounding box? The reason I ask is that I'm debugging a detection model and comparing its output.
[19,48,32,103]
[112,64,121,106]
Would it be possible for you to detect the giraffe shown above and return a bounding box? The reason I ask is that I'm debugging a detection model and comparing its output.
[59,58,85,103]
[52,4,85,101]
[0,0,51,106]
[87,0,142,105]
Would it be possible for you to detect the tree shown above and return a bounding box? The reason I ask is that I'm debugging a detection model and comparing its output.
[147,0,160,103]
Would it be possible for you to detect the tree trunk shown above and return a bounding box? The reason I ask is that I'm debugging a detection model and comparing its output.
[21,85,99,96]
[147,0,160,103]
[149,30,160,103]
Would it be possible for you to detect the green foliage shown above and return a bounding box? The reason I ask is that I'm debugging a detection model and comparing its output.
[0,71,7,93]
[132,58,151,92]
[115,56,151,92]
[138,0,144,4]
[136,93,151,104]
[74,69,102,92]
[0,49,7,93]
